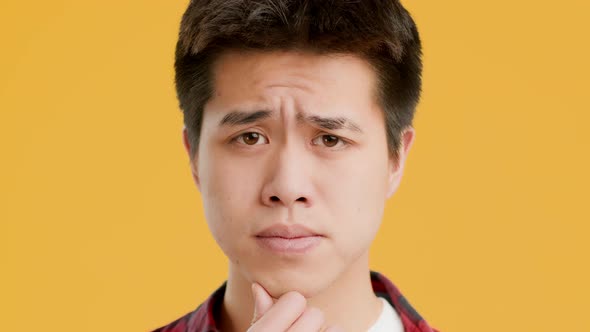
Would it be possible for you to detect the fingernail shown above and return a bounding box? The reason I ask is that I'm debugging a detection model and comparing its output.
[251,283,259,302]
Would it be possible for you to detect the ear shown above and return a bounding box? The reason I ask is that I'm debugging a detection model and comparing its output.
[386,127,415,199]
[183,127,201,191]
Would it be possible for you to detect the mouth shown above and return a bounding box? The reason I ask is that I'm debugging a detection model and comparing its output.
[255,235,323,254]
[255,224,325,254]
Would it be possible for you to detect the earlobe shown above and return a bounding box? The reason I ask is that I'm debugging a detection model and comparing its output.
[386,128,416,198]
[182,127,201,191]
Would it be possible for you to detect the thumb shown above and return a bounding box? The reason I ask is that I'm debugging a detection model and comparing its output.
[251,282,273,324]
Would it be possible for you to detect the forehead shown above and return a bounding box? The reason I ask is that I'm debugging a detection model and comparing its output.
[206,49,379,113]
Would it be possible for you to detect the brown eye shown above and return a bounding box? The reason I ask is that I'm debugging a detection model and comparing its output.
[243,132,260,145]
[322,135,339,147]
[311,134,348,149]
[235,132,269,145]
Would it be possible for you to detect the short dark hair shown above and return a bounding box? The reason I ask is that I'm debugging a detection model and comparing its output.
[175,0,422,161]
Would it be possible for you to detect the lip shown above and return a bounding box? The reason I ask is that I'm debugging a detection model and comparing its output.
[255,224,322,238]
[255,224,324,254]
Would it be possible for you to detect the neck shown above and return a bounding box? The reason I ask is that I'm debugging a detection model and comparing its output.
[219,251,383,332]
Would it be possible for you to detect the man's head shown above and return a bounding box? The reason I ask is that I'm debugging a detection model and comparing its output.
[175,0,422,298]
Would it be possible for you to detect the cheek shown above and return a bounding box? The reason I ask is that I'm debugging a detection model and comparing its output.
[324,153,389,251]
[199,152,262,250]
[201,147,260,207]
[328,151,389,211]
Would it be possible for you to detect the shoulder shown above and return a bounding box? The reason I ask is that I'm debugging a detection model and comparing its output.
[371,271,439,332]
[150,282,227,332]
[150,307,201,332]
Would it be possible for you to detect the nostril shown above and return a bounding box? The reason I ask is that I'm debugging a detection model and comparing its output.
[267,196,308,204]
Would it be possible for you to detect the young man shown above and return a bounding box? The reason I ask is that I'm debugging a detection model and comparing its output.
[154,0,437,331]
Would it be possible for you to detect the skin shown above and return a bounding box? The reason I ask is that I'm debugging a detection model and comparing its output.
[183,49,415,331]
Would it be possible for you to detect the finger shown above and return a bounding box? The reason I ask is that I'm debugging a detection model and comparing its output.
[250,291,306,331]
[287,307,325,332]
[251,283,274,324]
[324,326,345,332]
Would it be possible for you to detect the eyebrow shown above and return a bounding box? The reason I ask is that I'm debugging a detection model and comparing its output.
[298,113,363,133]
[218,110,273,127]
[218,109,363,133]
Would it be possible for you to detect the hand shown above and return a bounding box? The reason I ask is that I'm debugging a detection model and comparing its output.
[247,282,344,332]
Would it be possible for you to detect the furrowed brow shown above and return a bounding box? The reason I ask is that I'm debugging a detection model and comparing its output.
[218,110,273,127]
[298,113,363,133]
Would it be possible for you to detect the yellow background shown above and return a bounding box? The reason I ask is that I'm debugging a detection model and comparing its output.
[1,1,588,331]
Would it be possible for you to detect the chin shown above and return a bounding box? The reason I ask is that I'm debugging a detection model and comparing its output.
[248,263,341,299]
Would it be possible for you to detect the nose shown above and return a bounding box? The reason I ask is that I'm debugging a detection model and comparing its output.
[260,144,313,209]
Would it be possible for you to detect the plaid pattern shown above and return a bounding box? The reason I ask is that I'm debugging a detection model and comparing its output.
[152,271,438,332]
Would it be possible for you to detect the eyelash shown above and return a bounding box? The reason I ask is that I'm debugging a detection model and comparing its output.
[230,131,350,149]
[311,134,350,149]
[231,132,269,146]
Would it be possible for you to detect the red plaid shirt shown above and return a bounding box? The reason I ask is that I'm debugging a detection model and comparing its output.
[152,271,438,332]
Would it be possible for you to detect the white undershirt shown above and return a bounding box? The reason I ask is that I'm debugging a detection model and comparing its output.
[366,297,404,332]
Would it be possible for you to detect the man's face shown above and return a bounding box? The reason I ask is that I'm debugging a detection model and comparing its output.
[186,50,413,298]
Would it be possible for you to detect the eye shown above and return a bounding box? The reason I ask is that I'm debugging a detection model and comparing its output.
[234,132,269,145]
[311,134,348,149]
